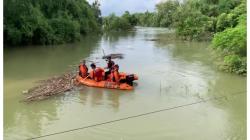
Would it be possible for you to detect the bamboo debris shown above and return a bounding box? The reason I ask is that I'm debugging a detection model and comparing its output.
[23,72,77,102]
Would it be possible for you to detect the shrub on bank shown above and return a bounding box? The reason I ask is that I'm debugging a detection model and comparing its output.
[4,0,101,45]
[212,14,246,74]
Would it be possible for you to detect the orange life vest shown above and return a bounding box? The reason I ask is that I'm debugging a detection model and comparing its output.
[79,64,88,78]
[111,70,120,83]
[90,67,104,82]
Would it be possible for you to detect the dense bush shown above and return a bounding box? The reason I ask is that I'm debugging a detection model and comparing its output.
[174,7,211,40]
[49,16,81,43]
[4,0,102,45]
[213,24,246,56]
[103,12,135,32]
[132,1,179,28]
[155,0,180,27]
[212,13,246,74]
[216,1,246,32]
[133,12,157,27]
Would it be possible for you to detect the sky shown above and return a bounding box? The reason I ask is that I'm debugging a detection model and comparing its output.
[87,0,163,16]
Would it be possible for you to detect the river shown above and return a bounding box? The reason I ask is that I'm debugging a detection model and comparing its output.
[4,27,246,140]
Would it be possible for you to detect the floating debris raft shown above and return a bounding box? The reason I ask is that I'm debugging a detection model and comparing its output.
[23,72,77,102]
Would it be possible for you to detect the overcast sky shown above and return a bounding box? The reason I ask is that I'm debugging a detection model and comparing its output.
[87,0,162,16]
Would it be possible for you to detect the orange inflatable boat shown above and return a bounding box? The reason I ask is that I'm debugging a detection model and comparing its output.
[76,72,138,90]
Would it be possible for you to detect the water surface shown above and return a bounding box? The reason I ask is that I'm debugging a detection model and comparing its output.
[4,27,246,140]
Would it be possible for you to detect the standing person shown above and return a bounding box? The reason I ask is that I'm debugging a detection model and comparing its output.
[79,60,88,78]
[90,63,104,82]
[104,56,115,80]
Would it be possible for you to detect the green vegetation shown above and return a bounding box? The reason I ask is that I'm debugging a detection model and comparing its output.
[212,13,246,74]
[131,0,244,40]
[4,0,102,45]
[4,0,246,74]
[103,11,136,31]
[114,0,245,75]
[133,11,157,27]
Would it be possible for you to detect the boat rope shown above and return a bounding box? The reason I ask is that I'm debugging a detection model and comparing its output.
[27,90,246,140]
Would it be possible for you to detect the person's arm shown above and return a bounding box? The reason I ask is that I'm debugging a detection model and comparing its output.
[104,62,109,69]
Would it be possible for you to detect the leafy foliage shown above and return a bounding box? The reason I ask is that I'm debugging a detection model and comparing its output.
[212,13,246,74]
[4,0,102,45]
[213,24,246,56]
[133,12,157,27]
[155,0,180,27]
[103,12,134,31]
[174,6,211,40]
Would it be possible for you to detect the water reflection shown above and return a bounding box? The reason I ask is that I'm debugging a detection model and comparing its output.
[208,72,246,140]
[78,87,135,112]
[102,31,136,45]
[107,92,120,110]
[4,99,59,139]
[4,35,101,80]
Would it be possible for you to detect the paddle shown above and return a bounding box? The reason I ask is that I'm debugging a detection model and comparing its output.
[82,74,90,80]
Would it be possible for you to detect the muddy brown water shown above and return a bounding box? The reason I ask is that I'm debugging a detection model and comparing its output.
[4,27,246,140]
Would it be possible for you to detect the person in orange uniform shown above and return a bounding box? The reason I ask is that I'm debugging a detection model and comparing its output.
[90,63,104,82]
[111,64,121,84]
[79,60,88,78]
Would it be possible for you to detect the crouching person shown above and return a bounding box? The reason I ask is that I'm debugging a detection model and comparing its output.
[90,63,104,82]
